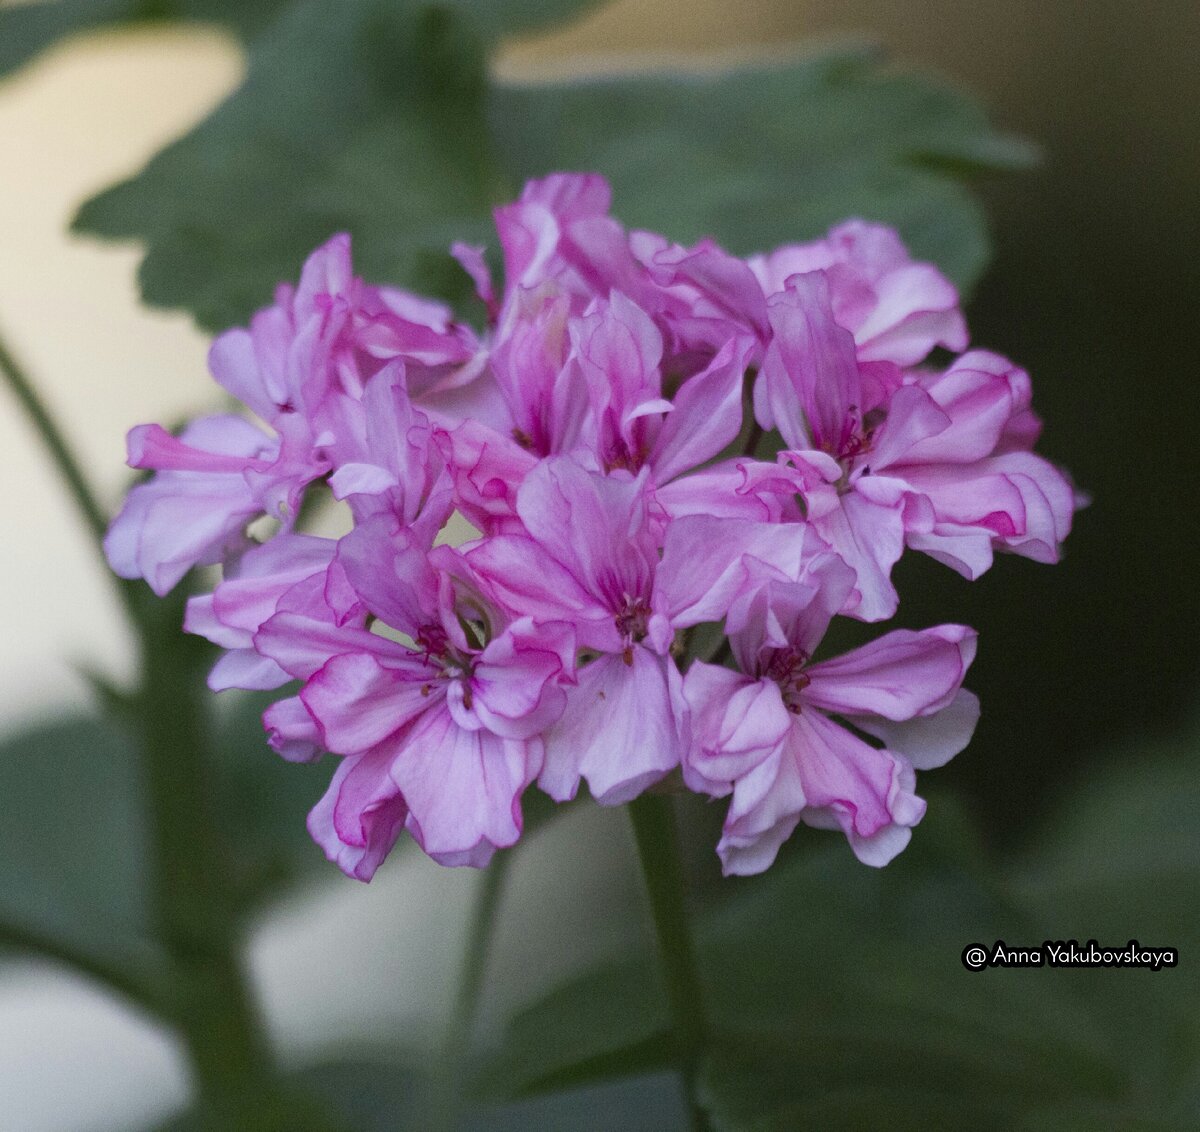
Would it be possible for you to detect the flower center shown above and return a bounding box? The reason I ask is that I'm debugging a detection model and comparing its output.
[603,439,643,474]
[614,594,652,665]
[415,623,477,706]
[763,646,811,713]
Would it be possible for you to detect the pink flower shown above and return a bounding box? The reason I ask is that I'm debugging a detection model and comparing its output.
[105,234,483,593]
[468,456,821,804]
[748,219,968,366]
[101,176,1079,881]
[183,532,349,692]
[440,290,754,532]
[255,525,574,876]
[754,273,1077,618]
[683,560,978,875]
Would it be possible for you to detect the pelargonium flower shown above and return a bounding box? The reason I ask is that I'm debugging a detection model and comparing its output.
[753,272,1076,619]
[103,171,1078,881]
[683,555,979,874]
[748,218,969,367]
[254,524,574,875]
[468,456,824,804]
[105,234,482,594]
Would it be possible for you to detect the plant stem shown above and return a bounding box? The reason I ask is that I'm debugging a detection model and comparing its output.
[431,851,511,1129]
[0,323,141,622]
[0,320,315,1126]
[0,326,108,542]
[137,598,284,1122]
[0,918,172,1016]
[628,792,712,1132]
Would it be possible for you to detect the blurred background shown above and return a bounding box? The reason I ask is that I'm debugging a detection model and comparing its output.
[1,1,1196,1128]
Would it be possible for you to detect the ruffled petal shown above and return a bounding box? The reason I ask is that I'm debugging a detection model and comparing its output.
[540,649,682,805]
[805,625,977,721]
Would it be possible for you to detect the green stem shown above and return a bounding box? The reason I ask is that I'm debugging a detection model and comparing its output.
[137,600,282,1121]
[431,852,511,1129]
[0,323,141,623]
[628,793,712,1132]
[0,326,108,542]
[0,320,315,1126]
[0,917,172,1016]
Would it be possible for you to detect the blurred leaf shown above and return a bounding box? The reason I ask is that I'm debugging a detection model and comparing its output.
[209,688,334,913]
[1006,724,1200,1120]
[71,0,501,329]
[493,45,1029,291]
[0,716,151,935]
[0,0,1025,329]
[480,767,1200,1129]
[462,1071,691,1132]
[0,715,177,1009]
[0,691,330,988]
[476,956,672,1097]
[0,0,294,79]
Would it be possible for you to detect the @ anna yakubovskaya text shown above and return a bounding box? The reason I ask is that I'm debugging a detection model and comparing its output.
[961,939,1177,972]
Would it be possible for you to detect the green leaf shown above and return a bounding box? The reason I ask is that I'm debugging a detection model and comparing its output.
[480,775,1200,1130]
[0,716,152,936]
[0,691,331,995]
[209,688,336,914]
[476,957,672,1097]
[0,715,174,1010]
[492,45,1029,291]
[1006,724,1200,1118]
[0,0,294,80]
[72,0,502,329]
[41,3,1023,329]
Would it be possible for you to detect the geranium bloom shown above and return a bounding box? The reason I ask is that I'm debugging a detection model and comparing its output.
[254,526,573,876]
[103,172,1077,880]
[468,456,823,804]
[105,234,482,594]
[754,272,1076,619]
[748,218,969,367]
[683,558,979,874]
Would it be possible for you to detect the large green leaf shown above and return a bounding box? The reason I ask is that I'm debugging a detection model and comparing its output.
[1,0,1028,330]
[0,689,329,996]
[70,0,501,329]
[493,46,1035,288]
[477,746,1200,1131]
[0,0,602,80]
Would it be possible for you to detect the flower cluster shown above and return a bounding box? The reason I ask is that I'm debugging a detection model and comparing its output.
[106,174,1078,878]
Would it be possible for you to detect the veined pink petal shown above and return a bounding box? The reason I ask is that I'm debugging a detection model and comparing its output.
[850,688,980,770]
[450,241,496,317]
[540,649,682,805]
[810,489,905,622]
[263,695,324,763]
[302,652,437,754]
[651,336,751,483]
[852,262,968,364]
[207,649,290,693]
[254,612,411,681]
[805,625,977,720]
[866,384,951,472]
[466,534,615,650]
[308,745,409,881]
[393,709,535,866]
[515,457,656,611]
[126,418,273,474]
[789,709,925,867]
[716,743,805,877]
[682,663,791,795]
[899,352,1030,466]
